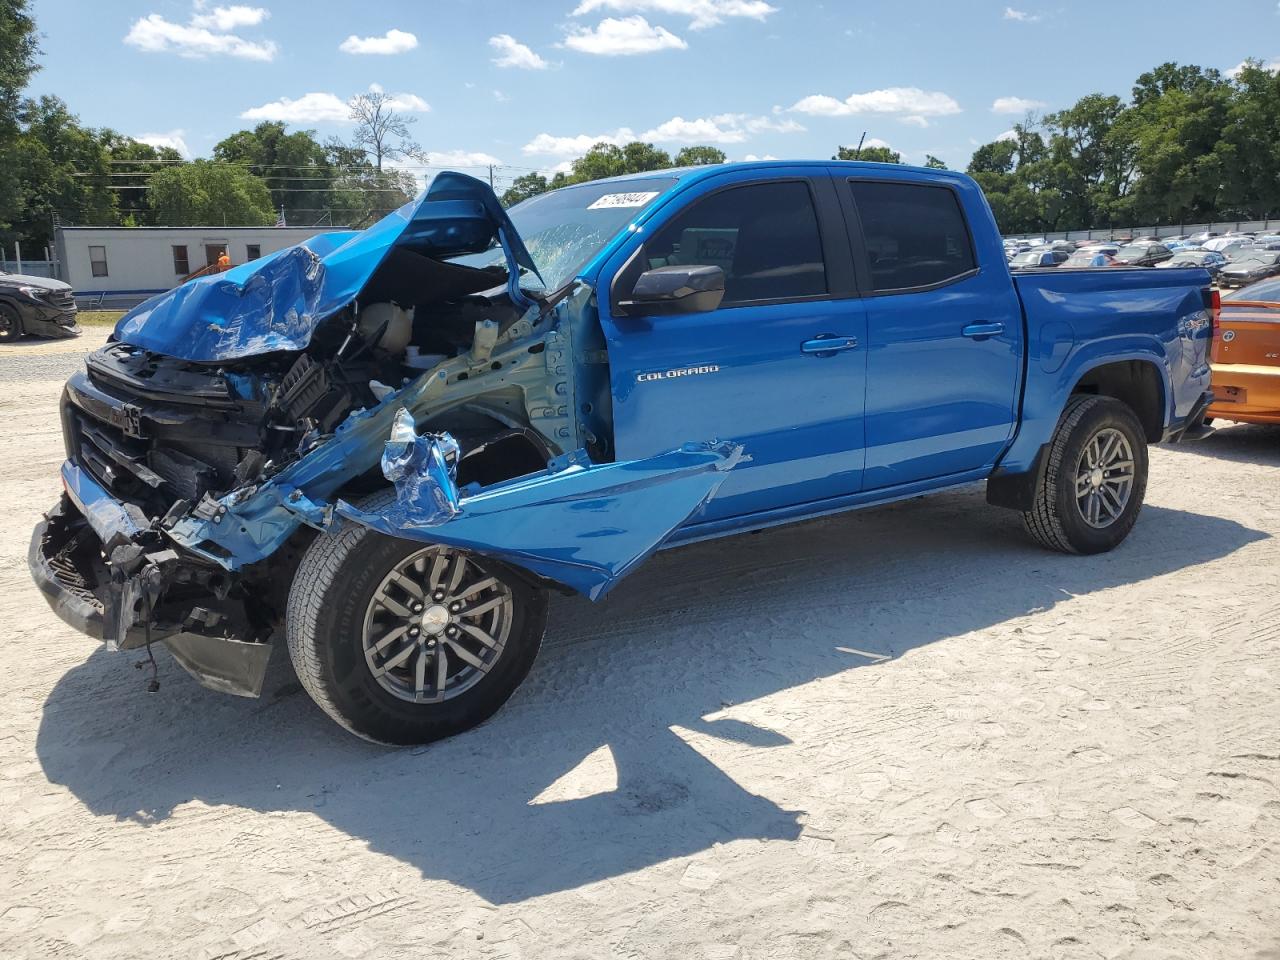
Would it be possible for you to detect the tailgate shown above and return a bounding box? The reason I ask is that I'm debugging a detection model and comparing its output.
[1213,302,1280,366]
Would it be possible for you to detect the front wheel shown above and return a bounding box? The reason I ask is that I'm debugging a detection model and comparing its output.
[1022,395,1149,555]
[286,494,548,744]
[0,304,22,342]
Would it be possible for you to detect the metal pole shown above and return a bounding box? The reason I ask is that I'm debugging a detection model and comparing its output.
[15,240,22,274]
[489,165,495,190]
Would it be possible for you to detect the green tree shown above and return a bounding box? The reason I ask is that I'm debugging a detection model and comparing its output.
[833,144,902,163]
[501,172,550,207]
[673,145,726,166]
[1215,61,1280,219]
[10,95,117,248]
[98,132,183,224]
[923,154,948,169]
[215,121,335,224]
[147,160,275,227]
[0,0,39,234]
[567,141,673,183]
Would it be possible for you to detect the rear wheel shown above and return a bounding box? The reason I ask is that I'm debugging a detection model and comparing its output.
[0,304,22,342]
[286,493,548,744]
[1023,395,1149,554]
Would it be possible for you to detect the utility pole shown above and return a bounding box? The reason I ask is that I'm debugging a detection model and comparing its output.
[853,131,867,160]
[489,164,495,191]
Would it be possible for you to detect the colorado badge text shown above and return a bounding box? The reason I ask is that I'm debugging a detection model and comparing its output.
[636,364,721,383]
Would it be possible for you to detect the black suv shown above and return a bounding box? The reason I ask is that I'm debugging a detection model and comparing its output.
[0,272,80,341]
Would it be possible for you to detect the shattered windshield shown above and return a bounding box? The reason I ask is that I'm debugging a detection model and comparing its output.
[449,178,677,291]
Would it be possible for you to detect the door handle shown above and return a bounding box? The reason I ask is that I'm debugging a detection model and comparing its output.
[962,322,1005,340]
[801,335,859,355]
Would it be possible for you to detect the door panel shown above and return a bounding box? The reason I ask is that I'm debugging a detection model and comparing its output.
[838,175,1023,489]
[600,172,868,522]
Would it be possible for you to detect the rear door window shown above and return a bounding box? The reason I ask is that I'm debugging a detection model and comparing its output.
[643,180,828,305]
[847,181,977,293]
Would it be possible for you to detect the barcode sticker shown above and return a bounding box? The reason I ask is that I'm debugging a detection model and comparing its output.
[587,192,660,210]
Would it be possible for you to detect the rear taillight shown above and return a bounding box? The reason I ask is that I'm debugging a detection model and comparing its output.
[1210,288,1221,341]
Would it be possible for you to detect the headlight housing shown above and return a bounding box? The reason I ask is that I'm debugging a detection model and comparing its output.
[17,285,46,298]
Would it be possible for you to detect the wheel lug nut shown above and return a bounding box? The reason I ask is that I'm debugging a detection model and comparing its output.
[449,602,462,613]
[409,626,420,637]
[432,590,445,602]
[445,625,458,638]
[412,602,424,613]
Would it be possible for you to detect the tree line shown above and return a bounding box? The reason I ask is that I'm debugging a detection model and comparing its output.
[0,1,421,251]
[966,62,1280,234]
[4,0,1279,247]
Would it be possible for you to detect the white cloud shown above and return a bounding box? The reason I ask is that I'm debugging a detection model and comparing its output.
[996,129,1018,142]
[1003,6,1041,21]
[742,153,778,161]
[190,4,268,30]
[124,5,277,60]
[791,87,962,118]
[424,150,503,168]
[339,29,418,55]
[489,33,550,69]
[493,89,510,102]
[384,92,430,112]
[864,137,892,150]
[136,129,191,158]
[570,0,777,29]
[522,112,802,155]
[563,16,687,55]
[523,129,637,156]
[991,95,1046,113]
[639,112,803,143]
[900,115,929,128]
[241,92,349,122]
[1227,57,1280,77]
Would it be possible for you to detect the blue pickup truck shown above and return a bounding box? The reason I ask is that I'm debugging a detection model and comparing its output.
[30,162,1215,743]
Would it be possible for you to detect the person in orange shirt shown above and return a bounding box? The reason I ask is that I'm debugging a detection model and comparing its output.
[216,250,231,271]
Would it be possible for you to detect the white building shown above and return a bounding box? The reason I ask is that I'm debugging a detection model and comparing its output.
[53,225,346,308]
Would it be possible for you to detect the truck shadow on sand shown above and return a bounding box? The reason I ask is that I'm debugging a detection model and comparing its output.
[1157,422,1280,467]
[36,488,1266,904]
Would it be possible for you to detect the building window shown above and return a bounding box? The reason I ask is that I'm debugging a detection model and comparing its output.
[246,244,261,261]
[89,245,108,278]
[172,245,189,275]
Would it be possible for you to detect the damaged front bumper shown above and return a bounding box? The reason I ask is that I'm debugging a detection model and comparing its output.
[30,466,274,698]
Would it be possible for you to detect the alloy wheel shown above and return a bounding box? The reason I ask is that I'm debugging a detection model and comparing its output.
[1073,427,1135,529]
[361,546,513,704]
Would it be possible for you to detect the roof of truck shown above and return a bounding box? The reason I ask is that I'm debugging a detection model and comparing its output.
[582,159,967,187]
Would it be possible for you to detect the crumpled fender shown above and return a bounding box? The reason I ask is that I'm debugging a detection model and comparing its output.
[336,410,743,601]
[112,172,539,362]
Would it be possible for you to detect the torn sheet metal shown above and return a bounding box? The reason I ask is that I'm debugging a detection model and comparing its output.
[337,433,744,601]
[113,172,539,363]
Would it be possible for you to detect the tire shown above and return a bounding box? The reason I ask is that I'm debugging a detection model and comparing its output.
[1022,395,1149,555]
[286,491,548,745]
[0,304,22,342]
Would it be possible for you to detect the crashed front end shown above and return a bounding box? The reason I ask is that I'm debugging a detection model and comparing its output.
[29,172,738,699]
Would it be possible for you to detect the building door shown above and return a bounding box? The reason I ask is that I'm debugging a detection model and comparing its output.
[205,243,228,268]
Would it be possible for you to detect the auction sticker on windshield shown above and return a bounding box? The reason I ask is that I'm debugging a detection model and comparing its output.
[587,192,660,210]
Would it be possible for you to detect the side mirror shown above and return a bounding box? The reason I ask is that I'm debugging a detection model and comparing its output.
[620,265,725,315]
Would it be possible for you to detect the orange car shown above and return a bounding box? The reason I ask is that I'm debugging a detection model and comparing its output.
[1207,294,1280,425]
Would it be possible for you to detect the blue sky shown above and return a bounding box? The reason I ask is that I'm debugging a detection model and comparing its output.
[26,0,1280,191]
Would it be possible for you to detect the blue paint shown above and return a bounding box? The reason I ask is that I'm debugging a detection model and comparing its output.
[111,172,536,362]
[55,162,1215,601]
[338,439,743,601]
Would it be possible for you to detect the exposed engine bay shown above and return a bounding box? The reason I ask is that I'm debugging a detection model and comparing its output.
[38,223,608,695]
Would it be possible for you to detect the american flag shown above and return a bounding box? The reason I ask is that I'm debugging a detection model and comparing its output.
[275,206,286,227]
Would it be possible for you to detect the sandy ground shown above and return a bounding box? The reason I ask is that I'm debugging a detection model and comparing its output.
[1,330,1277,960]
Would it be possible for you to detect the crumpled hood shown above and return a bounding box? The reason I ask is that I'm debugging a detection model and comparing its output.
[113,172,538,363]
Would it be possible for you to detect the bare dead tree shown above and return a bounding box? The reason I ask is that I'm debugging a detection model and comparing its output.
[347,90,423,172]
